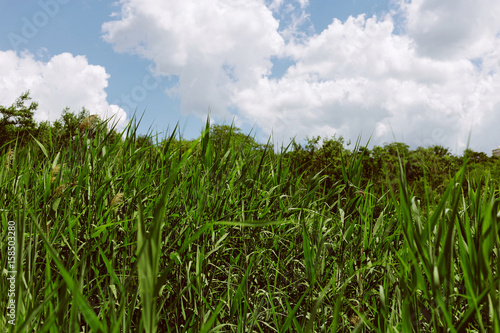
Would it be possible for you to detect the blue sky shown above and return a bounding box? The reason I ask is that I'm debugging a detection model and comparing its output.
[1,0,499,154]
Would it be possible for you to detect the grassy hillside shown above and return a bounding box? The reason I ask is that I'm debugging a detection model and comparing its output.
[1,117,499,332]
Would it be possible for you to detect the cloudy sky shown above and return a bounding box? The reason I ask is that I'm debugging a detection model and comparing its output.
[1,0,499,154]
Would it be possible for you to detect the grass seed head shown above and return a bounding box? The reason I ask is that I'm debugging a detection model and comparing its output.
[53,181,78,198]
[51,164,62,178]
[5,149,14,169]
[110,193,125,208]
[50,163,67,180]
[350,314,361,326]
[79,114,99,132]
[355,190,365,197]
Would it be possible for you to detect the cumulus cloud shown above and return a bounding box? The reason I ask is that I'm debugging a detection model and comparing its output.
[102,0,284,118]
[400,0,500,60]
[0,50,128,129]
[237,13,499,153]
[102,0,500,154]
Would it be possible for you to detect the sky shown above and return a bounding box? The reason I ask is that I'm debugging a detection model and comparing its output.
[1,0,499,155]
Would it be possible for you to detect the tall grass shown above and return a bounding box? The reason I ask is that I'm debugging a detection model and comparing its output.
[0,117,498,332]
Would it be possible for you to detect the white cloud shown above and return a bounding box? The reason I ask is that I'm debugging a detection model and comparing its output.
[102,0,500,154]
[102,0,284,118]
[0,50,128,129]
[236,13,499,153]
[400,0,500,60]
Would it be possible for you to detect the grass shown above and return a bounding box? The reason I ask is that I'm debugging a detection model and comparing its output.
[0,116,499,332]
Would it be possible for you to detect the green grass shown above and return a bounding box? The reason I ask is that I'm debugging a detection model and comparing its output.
[0,117,499,332]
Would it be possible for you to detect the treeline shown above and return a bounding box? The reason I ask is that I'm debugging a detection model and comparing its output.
[2,91,499,201]
[0,91,269,154]
[0,91,123,152]
[287,137,500,202]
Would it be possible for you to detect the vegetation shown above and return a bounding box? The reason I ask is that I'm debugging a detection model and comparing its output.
[0,93,499,332]
[0,91,38,148]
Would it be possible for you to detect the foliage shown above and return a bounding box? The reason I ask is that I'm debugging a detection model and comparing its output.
[209,123,272,152]
[0,94,499,331]
[287,135,351,189]
[0,92,124,156]
[36,107,93,151]
[0,91,38,148]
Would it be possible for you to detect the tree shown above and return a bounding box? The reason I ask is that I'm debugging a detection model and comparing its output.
[36,120,55,149]
[33,107,91,152]
[136,134,153,148]
[464,149,489,164]
[0,91,38,148]
[61,107,90,141]
[317,135,349,185]
[209,124,263,151]
[432,145,450,158]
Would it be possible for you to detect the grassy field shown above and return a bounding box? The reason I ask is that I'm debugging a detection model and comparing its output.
[0,118,499,332]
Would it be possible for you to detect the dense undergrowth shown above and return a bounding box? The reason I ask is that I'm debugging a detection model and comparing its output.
[0,115,499,332]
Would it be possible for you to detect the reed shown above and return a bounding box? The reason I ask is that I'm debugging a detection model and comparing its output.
[4,149,14,169]
[79,114,99,133]
[0,117,498,332]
